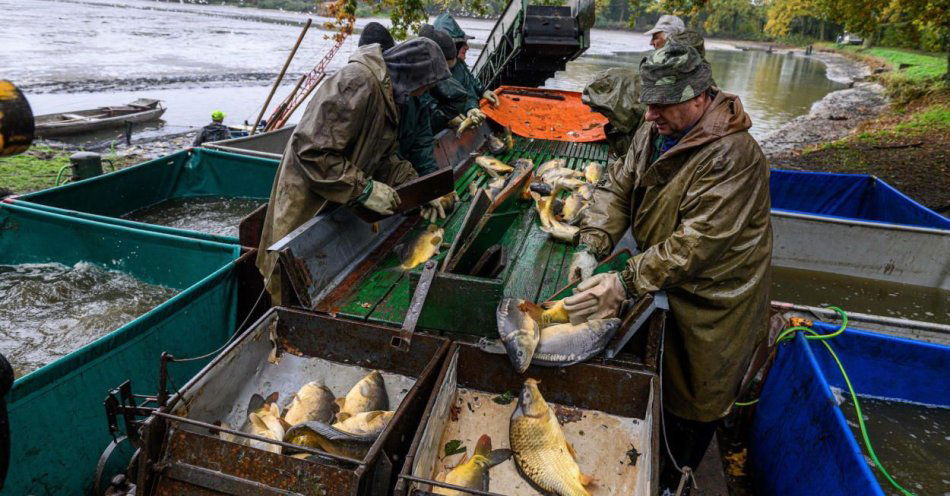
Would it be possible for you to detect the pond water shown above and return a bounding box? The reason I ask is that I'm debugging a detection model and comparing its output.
[0,262,178,378]
[123,196,264,238]
[3,0,845,142]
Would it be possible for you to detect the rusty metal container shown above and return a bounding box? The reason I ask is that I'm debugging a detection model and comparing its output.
[135,306,449,495]
[395,342,660,496]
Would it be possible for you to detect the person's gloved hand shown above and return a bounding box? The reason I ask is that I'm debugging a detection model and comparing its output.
[466,108,485,125]
[482,90,500,107]
[568,249,598,282]
[359,180,401,215]
[421,191,460,222]
[449,115,465,128]
[563,271,627,321]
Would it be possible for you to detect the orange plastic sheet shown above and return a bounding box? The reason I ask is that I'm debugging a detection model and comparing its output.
[480,85,607,142]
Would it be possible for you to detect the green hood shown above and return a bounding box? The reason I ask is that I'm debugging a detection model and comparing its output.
[433,13,473,42]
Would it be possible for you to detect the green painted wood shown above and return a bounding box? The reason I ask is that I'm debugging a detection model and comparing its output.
[332,137,610,334]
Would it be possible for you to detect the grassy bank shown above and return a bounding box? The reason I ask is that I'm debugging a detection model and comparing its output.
[0,145,141,195]
[773,44,949,213]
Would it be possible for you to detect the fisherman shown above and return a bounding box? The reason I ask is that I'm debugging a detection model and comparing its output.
[418,24,473,133]
[358,23,437,175]
[255,38,451,304]
[192,110,231,147]
[432,13,500,125]
[581,68,646,160]
[564,44,772,493]
[358,21,396,51]
[645,15,685,50]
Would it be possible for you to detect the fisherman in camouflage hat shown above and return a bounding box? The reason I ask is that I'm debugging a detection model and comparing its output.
[567,42,772,494]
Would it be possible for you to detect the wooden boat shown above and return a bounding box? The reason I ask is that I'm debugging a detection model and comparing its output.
[33,98,165,137]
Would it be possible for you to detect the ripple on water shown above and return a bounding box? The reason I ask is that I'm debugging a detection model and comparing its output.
[122,196,264,238]
[0,262,178,378]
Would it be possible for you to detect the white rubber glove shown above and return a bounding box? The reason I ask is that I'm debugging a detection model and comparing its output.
[449,115,465,128]
[467,108,485,125]
[359,180,401,215]
[568,249,598,282]
[562,271,627,321]
[482,89,500,107]
[421,191,460,222]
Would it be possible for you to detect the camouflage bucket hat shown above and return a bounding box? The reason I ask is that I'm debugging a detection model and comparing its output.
[639,43,712,105]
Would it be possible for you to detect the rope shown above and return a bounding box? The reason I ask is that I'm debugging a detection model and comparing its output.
[736,307,916,496]
[168,287,267,363]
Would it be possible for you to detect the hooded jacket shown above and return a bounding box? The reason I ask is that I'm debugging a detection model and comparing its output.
[579,91,773,421]
[256,45,422,304]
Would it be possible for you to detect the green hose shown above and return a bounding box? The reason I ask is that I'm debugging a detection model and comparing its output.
[736,307,916,496]
[55,165,71,186]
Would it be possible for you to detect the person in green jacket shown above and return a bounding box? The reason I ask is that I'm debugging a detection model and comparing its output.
[433,13,499,124]
[418,24,471,133]
[564,44,772,494]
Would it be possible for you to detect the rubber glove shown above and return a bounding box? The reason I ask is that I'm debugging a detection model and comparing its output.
[562,271,627,321]
[482,89,500,107]
[568,249,598,282]
[420,191,460,222]
[359,180,401,215]
[466,108,485,125]
[449,115,465,128]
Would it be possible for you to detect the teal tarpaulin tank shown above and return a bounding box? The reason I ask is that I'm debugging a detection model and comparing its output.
[17,147,278,245]
[751,322,949,495]
[0,202,242,494]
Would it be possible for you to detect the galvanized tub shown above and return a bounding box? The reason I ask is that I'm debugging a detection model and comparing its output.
[396,342,659,496]
[136,306,449,495]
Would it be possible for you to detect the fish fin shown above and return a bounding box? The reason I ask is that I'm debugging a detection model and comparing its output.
[265,391,279,406]
[486,449,512,467]
[474,434,492,457]
[335,398,346,409]
[247,393,265,415]
[429,235,441,246]
[279,417,292,432]
[566,440,578,460]
[336,411,351,423]
[579,472,595,487]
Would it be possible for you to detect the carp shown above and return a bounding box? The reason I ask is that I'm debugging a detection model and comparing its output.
[509,379,592,496]
[584,161,603,184]
[399,224,444,271]
[248,402,285,454]
[533,318,621,367]
[496,298,540,374]
[337,370,389,422]
[476,156,514,176]
[560,192,588,225]
[284,382,338,425]
[434,434,512,495]
[536,158,566,177]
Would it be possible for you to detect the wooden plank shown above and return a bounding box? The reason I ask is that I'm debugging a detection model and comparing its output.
[355,168,454,222]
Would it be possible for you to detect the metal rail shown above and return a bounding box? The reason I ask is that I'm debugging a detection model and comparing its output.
[265,33,348,131]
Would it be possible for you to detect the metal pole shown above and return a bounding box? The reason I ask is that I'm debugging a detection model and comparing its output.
[250,18,312,135]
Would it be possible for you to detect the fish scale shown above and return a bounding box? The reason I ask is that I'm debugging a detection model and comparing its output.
[510,387,590,496]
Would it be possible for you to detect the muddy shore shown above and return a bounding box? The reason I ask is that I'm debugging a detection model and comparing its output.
[758,50,888,158]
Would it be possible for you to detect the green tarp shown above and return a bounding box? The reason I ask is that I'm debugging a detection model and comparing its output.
[19,147,279,244]
[0,202,241,494]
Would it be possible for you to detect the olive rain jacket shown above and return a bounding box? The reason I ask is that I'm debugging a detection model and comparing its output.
[256,45,420,304]
[421,77,472,132]
[578,91,773,421]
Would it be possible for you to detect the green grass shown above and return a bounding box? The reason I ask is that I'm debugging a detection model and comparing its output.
[818,43,945,81]
[0,145,72,193]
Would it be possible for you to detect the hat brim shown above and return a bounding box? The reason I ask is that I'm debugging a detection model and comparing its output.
[644,27,663,36]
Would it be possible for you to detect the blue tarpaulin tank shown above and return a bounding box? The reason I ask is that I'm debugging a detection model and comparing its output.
[768,170,950,289]
[751,322,950,495]
[16,147,278,245]
[770,169,950,229]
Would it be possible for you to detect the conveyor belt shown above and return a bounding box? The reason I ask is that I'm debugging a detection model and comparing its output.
[323,137,608,329]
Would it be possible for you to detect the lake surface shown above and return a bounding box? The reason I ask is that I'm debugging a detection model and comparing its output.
[2,0,844,142]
